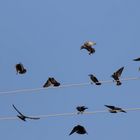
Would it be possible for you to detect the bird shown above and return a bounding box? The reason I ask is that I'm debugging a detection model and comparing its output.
[76,106,88,114]
[105,105,126,113]
[111,67,124,86]
[88,74,101,85]
[15,63,27,74]
[69,125,88,135]
[80,41,96,55]
[133,57,140,61]
[12,104,40,121]
[43,77,60,88]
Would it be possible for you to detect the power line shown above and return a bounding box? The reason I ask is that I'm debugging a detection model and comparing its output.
[0,77,139,96]
[0,107,140,121]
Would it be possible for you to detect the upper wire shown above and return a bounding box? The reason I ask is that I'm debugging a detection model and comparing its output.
[0,77,139,96]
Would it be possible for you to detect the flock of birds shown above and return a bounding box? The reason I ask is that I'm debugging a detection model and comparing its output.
[10,41,140,135]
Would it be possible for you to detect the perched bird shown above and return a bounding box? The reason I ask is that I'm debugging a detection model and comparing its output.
[80,41,96,55]
[133,57,140,61]
[15,63,27,74]
[12,104,40,121]
[111,67,124,86]
[105,105,126,113]
[69,125,88,135]
[76,106,88,114]
[43,77,60,88]
[88,74,101,85]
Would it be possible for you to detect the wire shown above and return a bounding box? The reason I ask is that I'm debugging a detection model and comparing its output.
[0,107,140,121]
[0,76,139,96]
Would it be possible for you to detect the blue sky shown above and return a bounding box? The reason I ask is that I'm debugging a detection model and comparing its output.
[0,0,140,139]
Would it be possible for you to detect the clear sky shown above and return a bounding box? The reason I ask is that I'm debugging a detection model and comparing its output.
[0,0,140,139]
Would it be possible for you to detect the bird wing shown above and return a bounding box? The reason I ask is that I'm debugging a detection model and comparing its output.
[12,104,25,116]
[43,80,52,87]
[25,116,40,120]
[115,67,124,77]
[105,105,115,109]
[133,58,140,61]
[69,126,78,135]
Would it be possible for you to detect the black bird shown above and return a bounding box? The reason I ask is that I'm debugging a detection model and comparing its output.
[69,125,88,135]
[12,104,40,121]
[133,57,140,61]
[111,67,124,86]
[88,74,101,85]
[76,106,88,114]
[43,77,60,88]
[15,63,27,74]
[81,41,96,55]
[105,105,126,113]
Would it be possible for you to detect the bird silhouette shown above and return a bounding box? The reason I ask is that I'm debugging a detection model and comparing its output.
[15,63,27,74]
[111,67,124,85]
[88,74,101,85]
[76,106,88,114]
[105,105,126,113]
[80,41,96,55]
[133,57,140,61]
[43,77,60,88]
[69,125,88,135]
[12,104,40,121]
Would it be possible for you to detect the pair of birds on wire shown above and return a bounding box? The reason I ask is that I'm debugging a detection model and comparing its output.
[89,66,124,86]
[76,105,126,114]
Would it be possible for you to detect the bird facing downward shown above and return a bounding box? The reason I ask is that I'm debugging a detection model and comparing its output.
[80,41,96,55]
[69,125,88,135]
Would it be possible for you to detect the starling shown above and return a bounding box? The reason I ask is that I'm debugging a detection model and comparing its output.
[133,57,140,61]
[12,104,40,121]
[69,125,88,135]
[43,77,60,88]
[105,105,126,113]
[15,63,27,74]
[76,106,88,114]
[88,74,101,85]
[80,41,96,55]
[111,67,124,86]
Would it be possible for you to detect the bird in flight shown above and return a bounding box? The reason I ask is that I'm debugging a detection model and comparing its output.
[76,106,88,114]
[12,104,40,121]
[111,67,124,86]
[69,125,88,135]
[105,105,126,113]
[80,41,96,55]
[15,63,27,74]
[43,77,60,88]
[88,74,101,85]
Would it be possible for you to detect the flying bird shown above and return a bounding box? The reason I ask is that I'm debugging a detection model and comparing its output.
[133,57,140,61]
[88,74,101,85]
[69,125,88,135]
[15,63,27,74]
[111,67,124,85]
[43,77,60,88]
[80,41,96,55]
[76,106,88,114]
[12,104,40,121]
[105,105,126,113]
